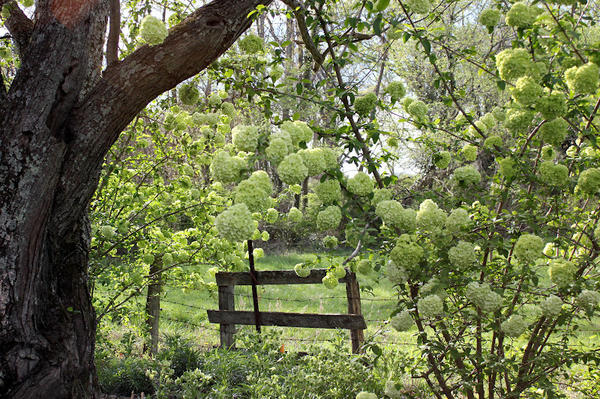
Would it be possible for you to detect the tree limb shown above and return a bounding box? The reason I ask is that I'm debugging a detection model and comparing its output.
[55,0,271,233]
[0,0,33,56]
[106,0,120,65]
[281,0,324,70]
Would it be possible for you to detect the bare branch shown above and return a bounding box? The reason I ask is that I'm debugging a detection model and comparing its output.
[106,0,120,65]
[0,1,33,56]
[281,0,324,70]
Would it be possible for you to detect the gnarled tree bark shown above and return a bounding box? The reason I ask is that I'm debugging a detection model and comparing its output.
[0,0,270,397]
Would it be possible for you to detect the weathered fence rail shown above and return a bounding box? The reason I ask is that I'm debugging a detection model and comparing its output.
[207,268,366,352]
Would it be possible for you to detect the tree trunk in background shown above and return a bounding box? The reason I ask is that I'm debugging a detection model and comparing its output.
[144,262,162,355]
[0,0,271,397]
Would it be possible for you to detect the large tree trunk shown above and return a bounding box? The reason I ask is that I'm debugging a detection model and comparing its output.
[0,0,270,397]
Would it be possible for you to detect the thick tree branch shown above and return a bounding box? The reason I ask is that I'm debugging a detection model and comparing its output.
[106,0,120,65]
[0,1,33,55]
[55,0,271,232]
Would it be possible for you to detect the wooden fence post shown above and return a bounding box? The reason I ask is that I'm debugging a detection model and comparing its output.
[218,285,235,348]
[346,271,365,353]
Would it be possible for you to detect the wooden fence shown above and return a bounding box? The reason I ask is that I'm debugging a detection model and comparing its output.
[207,268,366,353]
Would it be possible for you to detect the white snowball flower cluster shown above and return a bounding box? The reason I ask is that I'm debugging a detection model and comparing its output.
[347,172,374,196]
[548,258,576,288]
[386,260,408,284]
[540,295,562,317]
[418,295,444,318]
[514,234,544,264]
[294,263,310,278]
[299,148,326,176]
[466,282,502,312]
[316,206,342,231]
[277,153,308,185]
[445,208,471,233]
[314,179,341,205]
[265,208,278,224]
[214,204,256,242]
[461,144,478,162]
[501,314,528,337]
[376,200,417,232]
[232,125,260,152]
[577,290,600,310]
[416,199,447,234]
[321,147,339,171]
[390,234,423,270]
[140,15,168,45]
[372,188,393,206]
[452,166,481,187]
[287,207,303,223]
[448,241,477,269]
[280,120,313,146]
[322,273,339,289]
[234,179,270,212]
[210,150,245,183]
[391,311,413,332]
[265,137,289,165]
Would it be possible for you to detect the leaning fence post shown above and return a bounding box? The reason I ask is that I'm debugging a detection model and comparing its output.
[346,271,365,353]
[218,284,235,348]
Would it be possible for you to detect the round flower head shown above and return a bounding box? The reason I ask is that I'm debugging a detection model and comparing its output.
[140,15,168,45]
[385,380,403,398]
[522,304,543,324]
[238,33,264,54]
[479,8,501,28]
[492,106,506,121]
[505,2,536,28]
[280,120,313,147]
[322,273,339,289]
[316,205,342,231]
[448,240,477,269]
[215,203,256,242]
[445,208,471,233]
[402,97,415,112]
[548,258,576,288]
[356,392,377,399]
[266,137,289,165]
[540,295,562,317]
[347,172,374,196]
[466,282,502,312]
[577,290,600,310]
[407,100,428,122]
[452,165,481,187]
[210,150,245,183]
[496,48,534,82]
[484,135,503,150]
[565,62,600,94]
[178,84,199,106]
[100,225,116,239]
[248,170,273,195]
[323,235,339,249]
[372,188,393,206]
[539,161,568,187]
[480,113,496,130]
[511,76,543,106]
[416,199,447,234]
[261,231,270,241]
[277,153,308,185]
[265,208,278,224]
[391,310,413,331]
[299,148,325,176]
[234,179,271,213]
[405,0,431,14]
[385,81,406,101]
[221,102,236,117]
[386,260,408,284]
[539,118,568,146]
[536,92,567,120]
[504,108,534,133]
[377,200,417,232]
[418,295,444,318]
[321,147,339,171]
[390,234,423,270]
[357,259,371,274]
[434,150,451,169]
[271,129,294,152]
[514,234,544,264]
[331,265,346,279]
[354,92,378,118]
[294,263,310,278]
[288,207,303,223]
[541,145,556,161]
[315,179,342,205]
[232,125,259,152]
[501,314,528,337]
[577,168,600,195]
[461,144,478,162]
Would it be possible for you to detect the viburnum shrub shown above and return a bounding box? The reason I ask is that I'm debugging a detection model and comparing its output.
[371,0,600,397]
